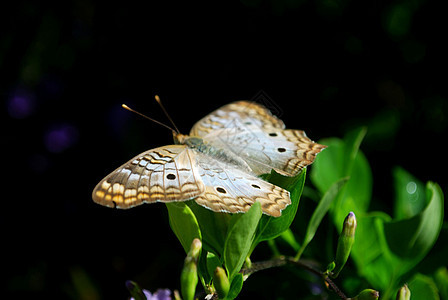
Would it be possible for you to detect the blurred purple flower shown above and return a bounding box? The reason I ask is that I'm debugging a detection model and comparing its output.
[130,289,172,300]
[7,88,36,119]
[44,123,79,153]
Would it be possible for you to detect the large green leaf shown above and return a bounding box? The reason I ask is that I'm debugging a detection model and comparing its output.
[255,169,306,243]
[384,182,444,261]
[408,273,440,300]
[226,273,243,300]
[351,182,444,298]
[435,267,448,300]
[166,202,202,254]
[223,202,262,281]
[393,167,427,219]
[187,202,232,256]
[310,137,345,193]
[311,127,372,230]
[350,212,393,290]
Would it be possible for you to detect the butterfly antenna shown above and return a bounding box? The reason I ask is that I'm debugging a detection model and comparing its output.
[154,95,181,134]
[121,104,177,133]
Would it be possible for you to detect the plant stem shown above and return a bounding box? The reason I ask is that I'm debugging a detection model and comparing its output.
[267,239,281,257]
[294,245,306,261]
[241,256,348,300]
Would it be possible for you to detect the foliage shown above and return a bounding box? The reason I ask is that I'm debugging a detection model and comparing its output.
[135,127,445,299]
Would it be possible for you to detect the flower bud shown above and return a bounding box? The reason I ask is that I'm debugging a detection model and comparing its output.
[332,212,357,278]
[213,266,230,299]
[396,284,410,300]
[181,239,202,300]
[350,289,380,300]
[187,238,202,262]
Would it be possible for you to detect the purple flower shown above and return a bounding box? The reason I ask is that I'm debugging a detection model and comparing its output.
[7,88,36,119]
[44,123,79,153]
[131,289,171,300]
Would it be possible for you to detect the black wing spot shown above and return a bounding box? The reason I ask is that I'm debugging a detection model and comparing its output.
[216,187,227,194]
[277,147,286,153]
[251,184,261,189]
[166,174,176,180]
[269,133,278,137]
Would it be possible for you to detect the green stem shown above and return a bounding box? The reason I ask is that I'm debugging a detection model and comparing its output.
[294,244,306,261]
[267,239,281,257]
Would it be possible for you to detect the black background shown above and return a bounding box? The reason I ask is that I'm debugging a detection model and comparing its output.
[2,1,447,298]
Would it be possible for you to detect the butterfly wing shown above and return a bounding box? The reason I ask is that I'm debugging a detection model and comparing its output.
[201,127,326,177]
[191,151,290,217]
[191,100,326,176]
[190,101,285,137]
[92,145,205,208]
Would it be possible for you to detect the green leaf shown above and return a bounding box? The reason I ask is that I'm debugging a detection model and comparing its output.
[343,127,367,175]
[296,177,348,259]
[349,212,393,290]
[187,201,232,255]
[393,167,426,219]
[311,128,372,229]
[435,267,448,300]
[337,149,372,214]
[223,202,262,281]
[256,169,306,243]
[408,273,440,300]
[311,127,366,192]
[351,182,444,296]
[166,202,202,254]
[279,228,300,252]
[384,182,444,260]
[226,273,243,300]
[206,252,223,283]
[310,137,345,193]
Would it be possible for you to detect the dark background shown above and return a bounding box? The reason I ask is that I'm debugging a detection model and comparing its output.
[2,0,447,298]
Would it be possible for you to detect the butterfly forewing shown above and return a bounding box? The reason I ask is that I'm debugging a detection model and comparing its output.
[190,101,285,137]
[200,126,326,177]
[92,145,205,208]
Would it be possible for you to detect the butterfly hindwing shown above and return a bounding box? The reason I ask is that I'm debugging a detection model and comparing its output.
[192,151,290,217]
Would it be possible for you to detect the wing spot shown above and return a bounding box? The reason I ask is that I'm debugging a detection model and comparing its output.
[166,173,176,180]
[277,147,286,153]
[269,132,278,137]
[216,187,227,194]
[251,184,261,189]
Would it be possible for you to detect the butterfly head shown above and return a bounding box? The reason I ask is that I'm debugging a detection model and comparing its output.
[173,132,205,148]
[173,132,189,145]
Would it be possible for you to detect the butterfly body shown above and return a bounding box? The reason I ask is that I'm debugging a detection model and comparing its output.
[93,101,326,217]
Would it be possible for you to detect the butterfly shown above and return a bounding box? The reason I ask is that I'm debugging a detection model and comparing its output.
[92,100,326,217]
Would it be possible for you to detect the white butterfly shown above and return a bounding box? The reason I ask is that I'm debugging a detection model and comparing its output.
[92,101,326,217]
